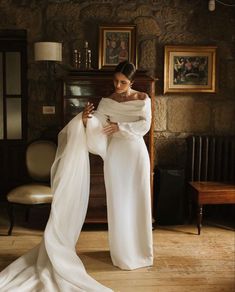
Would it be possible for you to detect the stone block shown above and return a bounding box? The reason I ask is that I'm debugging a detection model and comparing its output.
[116,4,152,20]
[154,138,187,169]
[12,7,41,40]
[135,17,161,36]
[214,103,235,134]
[154,97,167,131]
[80,4,112,20]
[168,97,211,133]
[139,39,156,70]
[46,4,83,41]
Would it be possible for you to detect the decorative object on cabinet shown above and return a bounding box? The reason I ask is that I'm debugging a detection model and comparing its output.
[99,25,137,69]
[72,42,93,70]
[72,49,81,69]
[34,42,62,102]
[164,46,217,93]
[63,70,155,223]
[82,41,93,70]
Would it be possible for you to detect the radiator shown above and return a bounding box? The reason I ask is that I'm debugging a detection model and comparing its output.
[187,136,235,182]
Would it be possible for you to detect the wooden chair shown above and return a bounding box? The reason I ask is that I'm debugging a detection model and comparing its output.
[187,136,235,234]
[6,140,57,235]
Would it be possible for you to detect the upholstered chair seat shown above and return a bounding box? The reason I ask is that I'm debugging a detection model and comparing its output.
[7,184,52,205]
[6,140,57,235]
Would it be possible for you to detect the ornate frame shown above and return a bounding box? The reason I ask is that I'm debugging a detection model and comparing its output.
[98,24,137,69]
[164,46,217,93]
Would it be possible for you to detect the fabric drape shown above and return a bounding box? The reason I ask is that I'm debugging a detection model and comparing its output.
[0,97,153,291]
[0,113,112,292]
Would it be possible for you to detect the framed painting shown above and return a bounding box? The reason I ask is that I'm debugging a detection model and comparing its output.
[98,25,137,69]
[164,46,217,93]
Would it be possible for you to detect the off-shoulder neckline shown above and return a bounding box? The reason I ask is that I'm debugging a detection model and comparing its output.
[102,97,149,104]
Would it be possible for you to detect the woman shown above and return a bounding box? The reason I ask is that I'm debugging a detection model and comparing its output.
[84,61,153,270]
[0,61,153,291]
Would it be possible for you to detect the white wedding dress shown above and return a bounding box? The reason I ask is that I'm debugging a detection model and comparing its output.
[0,97,153,291]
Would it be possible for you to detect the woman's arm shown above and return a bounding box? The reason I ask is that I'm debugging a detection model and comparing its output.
[85,100,109,159]
[118,98,152,136]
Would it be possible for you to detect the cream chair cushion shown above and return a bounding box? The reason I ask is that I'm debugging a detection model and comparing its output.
[26,141,57,181]
[7,184,53,204]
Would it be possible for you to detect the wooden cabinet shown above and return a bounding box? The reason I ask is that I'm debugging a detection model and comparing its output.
[63,70,155,223]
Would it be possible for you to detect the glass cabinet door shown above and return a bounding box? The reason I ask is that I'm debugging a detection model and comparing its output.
[63,80,113,124]
[0,31,28,199]
[0,51,24,140]
[63,81,94,123]
[0,53,3,139]
[65,81,96,97]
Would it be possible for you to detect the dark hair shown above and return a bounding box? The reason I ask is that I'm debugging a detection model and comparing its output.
[114,60,136,81]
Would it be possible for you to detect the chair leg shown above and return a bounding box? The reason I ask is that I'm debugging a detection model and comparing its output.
[7,203,14,236]
[197,204,203,235]
[25,206,30,222]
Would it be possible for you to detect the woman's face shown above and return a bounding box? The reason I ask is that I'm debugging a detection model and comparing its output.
[113,72,132,94]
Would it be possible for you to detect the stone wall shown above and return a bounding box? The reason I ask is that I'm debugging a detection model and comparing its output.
[1,0,235,170]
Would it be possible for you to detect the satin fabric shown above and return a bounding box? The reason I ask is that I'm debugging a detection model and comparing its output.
[0,97,153,291]
[99,98,153,270]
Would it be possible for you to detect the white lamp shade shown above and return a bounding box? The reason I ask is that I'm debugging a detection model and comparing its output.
[34,42,62,61]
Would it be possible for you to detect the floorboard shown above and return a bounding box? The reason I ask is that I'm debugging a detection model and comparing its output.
[0,206,234,291]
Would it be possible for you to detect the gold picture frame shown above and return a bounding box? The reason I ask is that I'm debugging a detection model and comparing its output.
[98,24,137,69]
[164,46,217,93]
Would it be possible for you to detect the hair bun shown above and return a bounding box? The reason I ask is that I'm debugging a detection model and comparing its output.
[114,61,136,81]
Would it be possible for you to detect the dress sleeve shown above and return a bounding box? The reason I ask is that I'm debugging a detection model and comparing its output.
[93,101,109,126]
[118,98,152,136]
[86,101,109,160]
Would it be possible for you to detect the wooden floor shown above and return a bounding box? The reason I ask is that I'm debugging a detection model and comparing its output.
[0,209,234,292]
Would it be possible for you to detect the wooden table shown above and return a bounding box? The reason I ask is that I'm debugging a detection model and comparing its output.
[188,181,235,235]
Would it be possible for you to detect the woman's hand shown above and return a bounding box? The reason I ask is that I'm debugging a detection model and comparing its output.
[103,122,119,136]
[82,102,94,127]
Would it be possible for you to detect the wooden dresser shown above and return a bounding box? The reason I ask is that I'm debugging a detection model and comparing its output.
[62,70,155,223]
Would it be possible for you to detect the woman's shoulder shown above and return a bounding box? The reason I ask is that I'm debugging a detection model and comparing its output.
[136,91,149,100]
[125,90,149,101]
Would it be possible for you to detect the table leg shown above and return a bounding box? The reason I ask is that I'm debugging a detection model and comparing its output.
[197,204,203,235]
[188,196,193,223]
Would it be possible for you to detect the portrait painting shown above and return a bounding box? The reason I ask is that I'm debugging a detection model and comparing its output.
[99,25,137,69]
